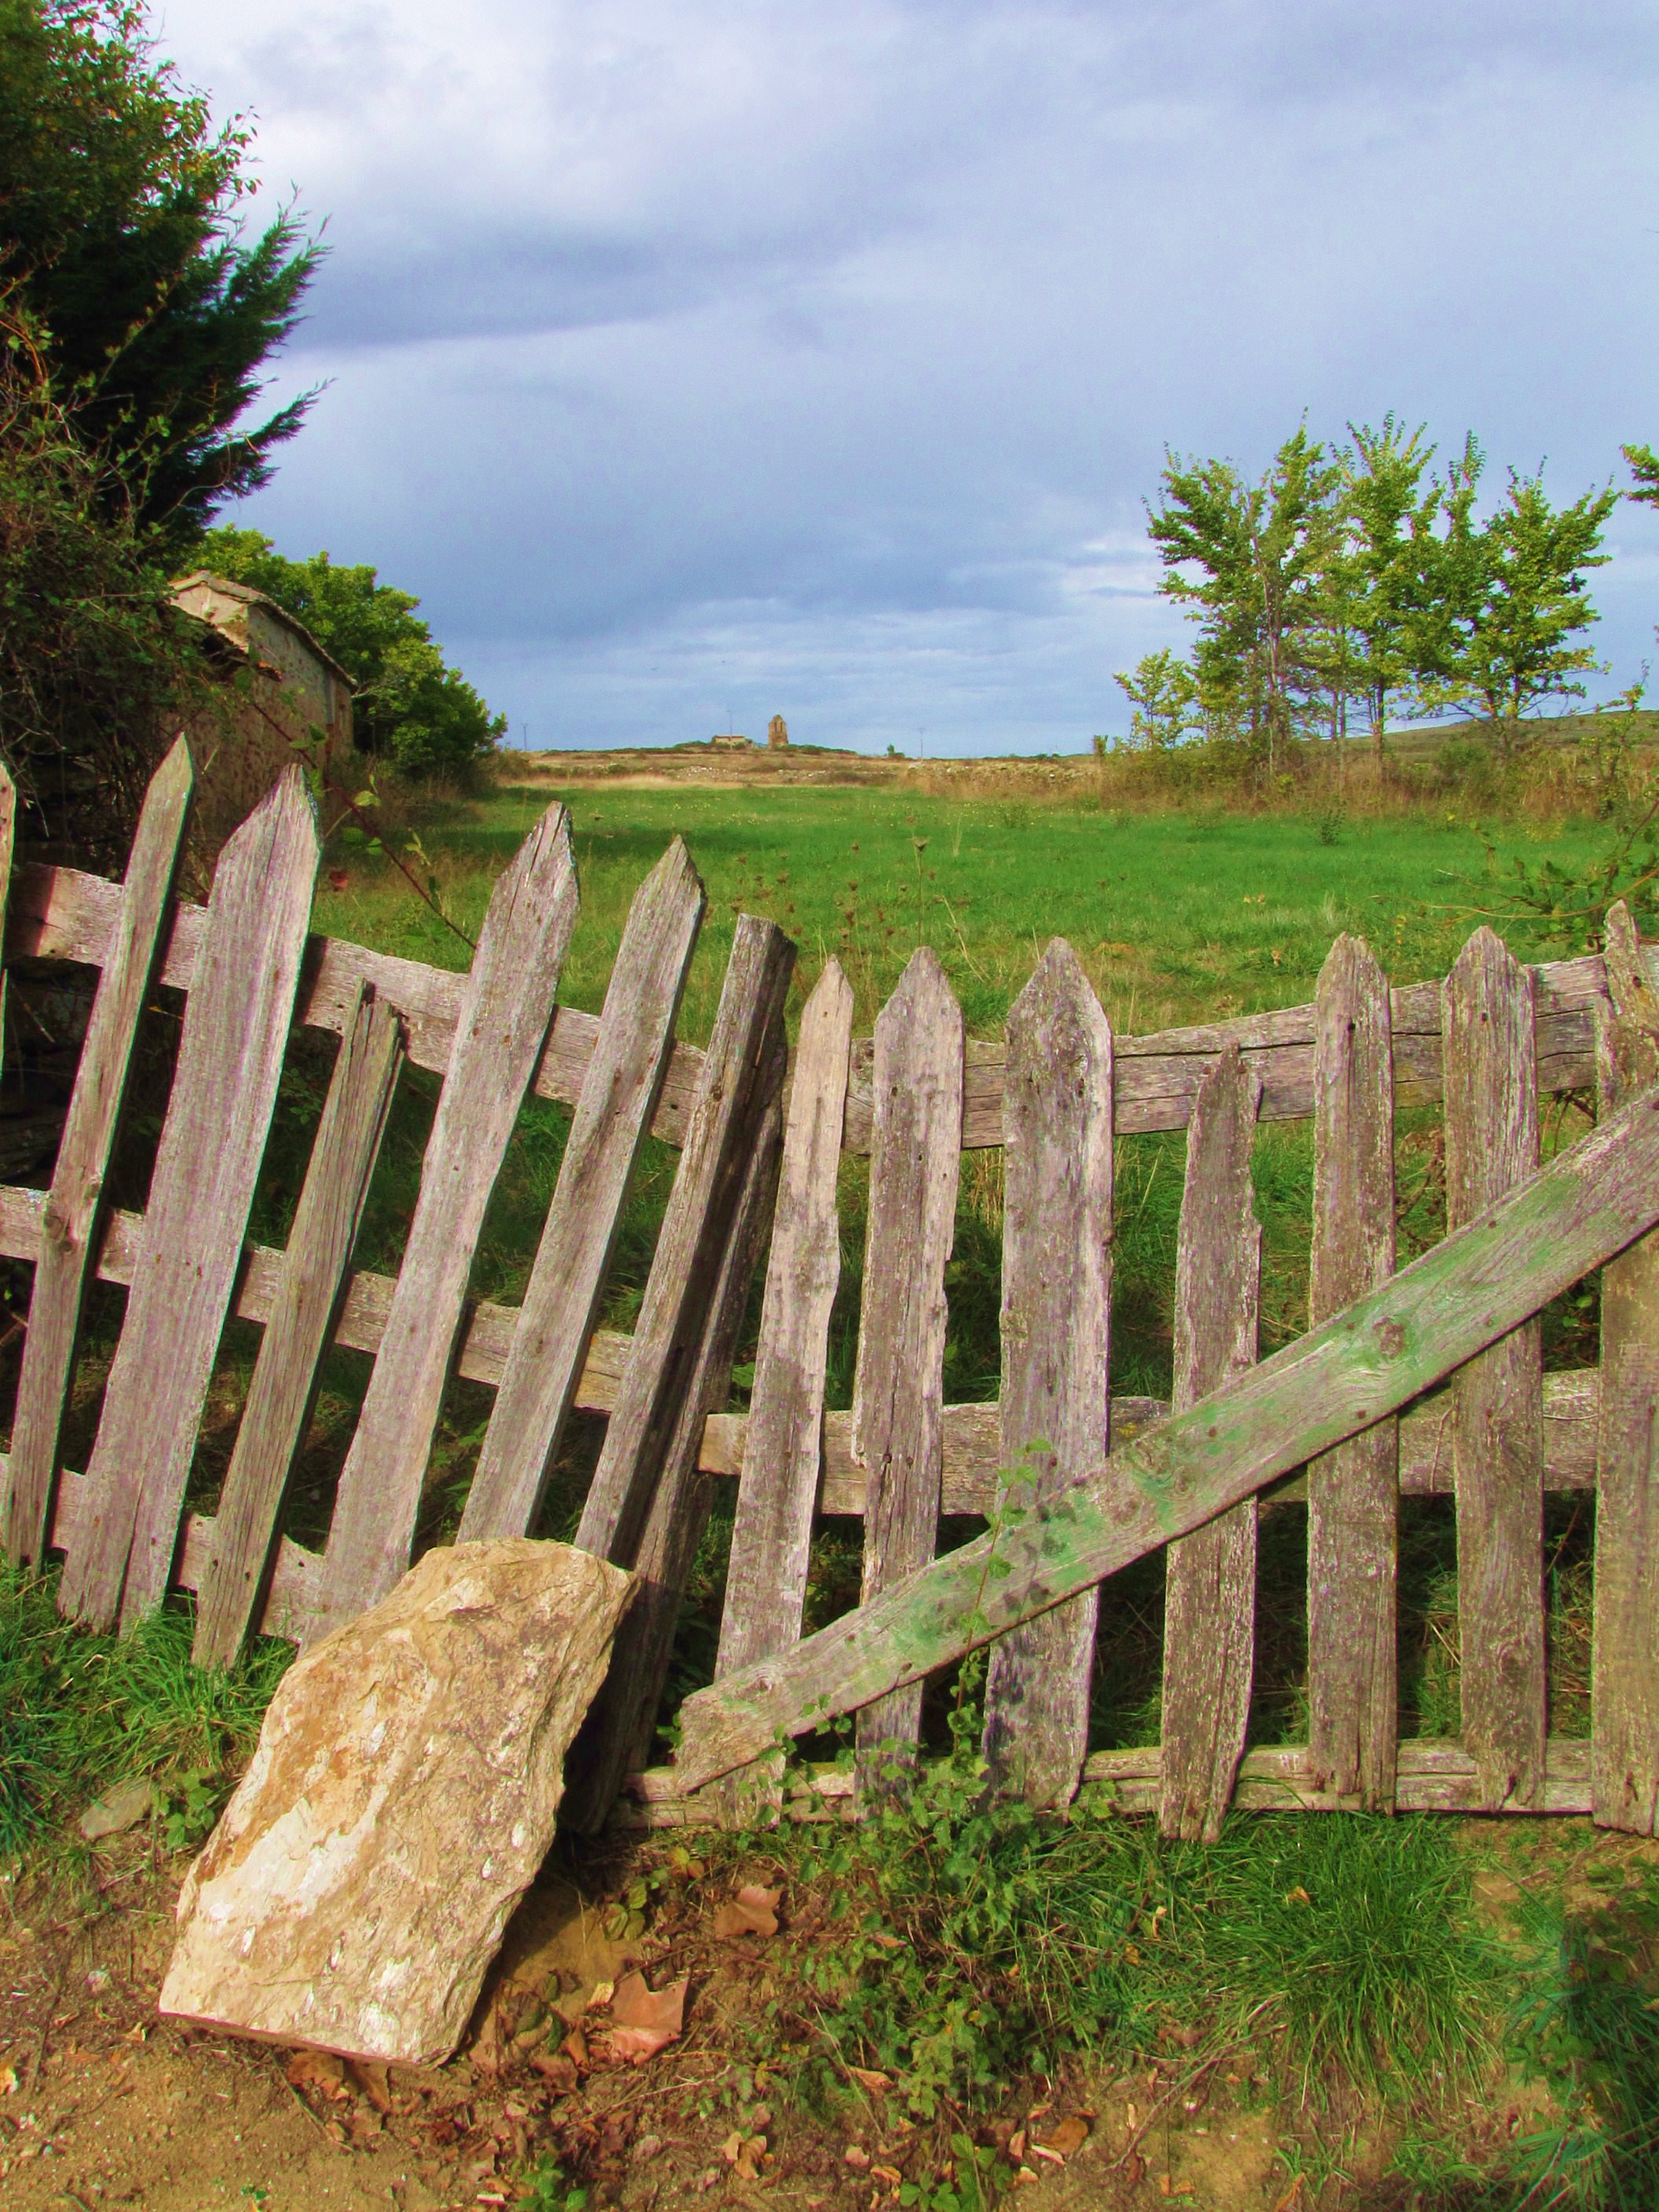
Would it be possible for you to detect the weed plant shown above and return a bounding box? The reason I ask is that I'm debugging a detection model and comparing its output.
[731,1695,1500,2131]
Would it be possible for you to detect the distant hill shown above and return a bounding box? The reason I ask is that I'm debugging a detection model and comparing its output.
[1380,709,1659,759]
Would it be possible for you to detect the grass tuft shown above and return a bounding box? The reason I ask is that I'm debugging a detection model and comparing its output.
[0,1562,290,1866]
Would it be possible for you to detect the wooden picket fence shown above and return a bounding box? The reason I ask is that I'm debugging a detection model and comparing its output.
[2,742,1657,1841]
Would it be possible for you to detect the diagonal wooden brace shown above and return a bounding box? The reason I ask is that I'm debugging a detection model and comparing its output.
[671,1080,1659,1796]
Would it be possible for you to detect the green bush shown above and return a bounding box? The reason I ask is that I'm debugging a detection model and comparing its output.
[201,526,504,782]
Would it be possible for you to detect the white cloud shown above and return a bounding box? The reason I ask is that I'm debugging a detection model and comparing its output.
[153,0,1659,751]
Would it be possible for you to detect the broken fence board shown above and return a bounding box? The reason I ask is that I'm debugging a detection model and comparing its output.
[460,839,705,1541]
[1592,901,1659,1834]
[1306,935,1398,1809]
[668,1071,1659,1796]
[980,940,1111,1808]
[5,732,174,1569]
[314,803,579,1635]
[851,948,964,1801]
[1159,1043,1262,1842]
[566,1078,787,1834]
[574,914,797,1567]
[58,769,320,1632]
[191,986,403,1668]
[1443,926,1547,1811]
[712,959,854,1822]
[11,856,1621,1151]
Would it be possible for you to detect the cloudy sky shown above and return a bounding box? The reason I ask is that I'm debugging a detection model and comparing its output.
[159,0,1659,754]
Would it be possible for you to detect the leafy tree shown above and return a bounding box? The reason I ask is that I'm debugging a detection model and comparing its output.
[1147,427,1343,778]
[200,528,504,780]
[1112,648,1198,749]
[0,341,201,861]
[1625,441,1659,511]
[0,0,319,548]
[1423,457,1617,759]
[1340,416,1445,761]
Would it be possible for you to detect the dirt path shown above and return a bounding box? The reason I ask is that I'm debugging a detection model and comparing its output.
[0,1836,1471,2211]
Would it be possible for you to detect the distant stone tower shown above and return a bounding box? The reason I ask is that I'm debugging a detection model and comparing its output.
[767,713,789,749]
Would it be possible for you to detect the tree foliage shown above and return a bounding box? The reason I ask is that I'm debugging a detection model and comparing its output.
[1112,648,1197,750]
[0,346,201,862]
[0,0,320,549]
[1129,420,1623,778]
[200,529,504,780]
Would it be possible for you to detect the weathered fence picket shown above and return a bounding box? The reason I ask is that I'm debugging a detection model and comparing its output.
[60,768,320,1632]
[851,947,963,1803]
[313,804,579,1635]
[1159,1043,1262,1842]
[1443,926,1547,1810]
[1591,901,1659,1835]
[712,958,855,1820]
[980,939,1113,1808]
[1306,935,1398,1808]
[566,917,795,1830]
[3,739,192,1568]
[460,838,705,1542]
[191,984,402,1668]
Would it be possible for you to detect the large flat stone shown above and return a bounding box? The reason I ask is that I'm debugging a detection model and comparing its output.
[159,1540,635,2065]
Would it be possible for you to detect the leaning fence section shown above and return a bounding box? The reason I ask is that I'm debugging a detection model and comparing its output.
[698,893,1658,1840]
[0,742,1655,1840]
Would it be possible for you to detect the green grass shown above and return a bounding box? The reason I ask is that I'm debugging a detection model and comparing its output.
[0,1561,290,1866]
[690,1701,1503,2128]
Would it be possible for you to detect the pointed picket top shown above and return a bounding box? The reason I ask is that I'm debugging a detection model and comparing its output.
[4,738,195,1566]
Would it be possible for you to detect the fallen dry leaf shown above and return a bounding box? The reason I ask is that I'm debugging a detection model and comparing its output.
[844,2145,871,2170]
[722,2129,769,2181]
[870,1931,903,1950]
[285,2049,348,2102]
[561,2027,589,2070]
[1034,2115,1090,2158]
[346,2059,394,2114]
[0,2064,16,2095]
[713,1883,782,1939]
[1008,2130,1026,2162]
[871,2164,902,2185]
[586,1979,616,2011]
[601,1972,687,2063]
[530,2052,578,2094]
[847,2065,892,2095]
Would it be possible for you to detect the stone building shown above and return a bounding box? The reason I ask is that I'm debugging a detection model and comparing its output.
[170,572,355,848]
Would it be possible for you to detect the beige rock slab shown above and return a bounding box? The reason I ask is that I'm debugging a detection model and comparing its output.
[159,1539,635,2066]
